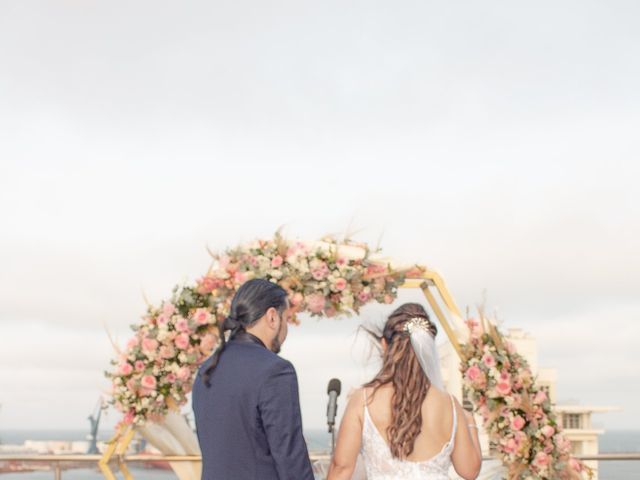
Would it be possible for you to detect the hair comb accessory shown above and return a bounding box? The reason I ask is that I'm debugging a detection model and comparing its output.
[403,316,433,335]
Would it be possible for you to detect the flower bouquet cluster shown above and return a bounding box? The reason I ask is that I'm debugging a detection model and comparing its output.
[108,295,218,426]
[106,233,408,426]
[197,233,408,321]
[460,317,592,479]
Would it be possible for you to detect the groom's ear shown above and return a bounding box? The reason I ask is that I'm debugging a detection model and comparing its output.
[265,307,279,330]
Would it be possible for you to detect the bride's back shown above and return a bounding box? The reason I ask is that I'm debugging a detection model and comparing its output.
[327,303,482,480]
[365,383,454,462]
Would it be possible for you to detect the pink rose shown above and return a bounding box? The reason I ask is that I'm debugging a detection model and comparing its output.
[176,317,190,332]
[175,333,190,350]
[334,278,347,291]
[285,246,298,259]
[165,373,177,383]
[126,336,139,350]
[271,255,283,268]
[234,271,246,284]
[336,257,347,266]
[482,353,496,368]
[193,308,211,326]
[465,365,481,382]
[159,345,176,359]
[533,451,550,467]
[162,303,176,316]
[177,366,191,381]
[141,375,157,390]
[119,362,133,376]
[123,410,135,425]
[514,431,527,447]
[357,290,370,303]
[310,260,329,280]
[496,381,511,396]
[142,337,159,353]
[511,415,526,431]
[290,292,304,306]
[503,438,517,454]
[541,425,555,437]
[311,268,328,281]
[197,276,216,294]
[306,293,326,314]
[134,360,145,372]
[534,390,548,404]
[156,314,170,326]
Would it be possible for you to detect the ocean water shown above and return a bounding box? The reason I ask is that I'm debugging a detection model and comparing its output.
[597,430,640,479]
[1,429,638,479]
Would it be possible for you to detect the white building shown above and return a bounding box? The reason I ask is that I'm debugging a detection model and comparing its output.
[439,327,617,479]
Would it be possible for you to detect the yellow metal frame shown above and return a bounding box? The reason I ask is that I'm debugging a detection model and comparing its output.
[400,270,465,359]
[100,269,467,478]
[99,425,135,480]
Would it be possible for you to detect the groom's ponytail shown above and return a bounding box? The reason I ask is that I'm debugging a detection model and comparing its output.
[201,279,288,387]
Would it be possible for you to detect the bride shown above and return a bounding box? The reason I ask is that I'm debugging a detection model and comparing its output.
[327,303,482,480]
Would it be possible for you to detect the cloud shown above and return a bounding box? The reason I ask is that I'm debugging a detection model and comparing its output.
[0,0,639,431]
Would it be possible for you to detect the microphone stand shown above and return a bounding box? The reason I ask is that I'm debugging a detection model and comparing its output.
[330,424,336,455]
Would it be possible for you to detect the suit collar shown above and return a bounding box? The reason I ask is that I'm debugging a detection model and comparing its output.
[231,330,268,349]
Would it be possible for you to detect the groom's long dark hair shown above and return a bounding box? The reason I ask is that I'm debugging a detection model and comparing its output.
[200,278,288,387]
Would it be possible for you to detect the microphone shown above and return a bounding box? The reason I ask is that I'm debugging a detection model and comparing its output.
[326,378,341,434]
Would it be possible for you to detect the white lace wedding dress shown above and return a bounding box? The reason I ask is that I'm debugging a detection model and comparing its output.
[360,395,457,480]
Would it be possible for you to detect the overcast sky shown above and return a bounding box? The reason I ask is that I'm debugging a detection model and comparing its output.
[1,1,639,433]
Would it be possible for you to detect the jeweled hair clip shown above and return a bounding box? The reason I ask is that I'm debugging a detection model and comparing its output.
[403,316,434,335]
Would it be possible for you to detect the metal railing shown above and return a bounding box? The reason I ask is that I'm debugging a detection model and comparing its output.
[1,453,639,478]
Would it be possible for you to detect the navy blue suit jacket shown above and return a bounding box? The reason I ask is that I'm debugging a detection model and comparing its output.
[193,335,314,480]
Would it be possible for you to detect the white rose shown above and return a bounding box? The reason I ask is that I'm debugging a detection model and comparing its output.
[268,269,283,279]
[295,259,310,274]
[257,256,271,272]
[341,294,354,308]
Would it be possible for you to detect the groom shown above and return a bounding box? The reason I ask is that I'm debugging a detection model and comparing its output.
[193,279,315,480]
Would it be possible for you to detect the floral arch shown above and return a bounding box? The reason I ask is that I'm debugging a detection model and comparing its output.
[103,233,589,480]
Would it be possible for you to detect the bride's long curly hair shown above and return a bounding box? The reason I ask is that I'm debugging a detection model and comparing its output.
[363,303,438,459]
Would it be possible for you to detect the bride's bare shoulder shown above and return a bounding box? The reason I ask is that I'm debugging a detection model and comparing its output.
[426,386,456,409]
[345,386,366,406]
[427,385,448,398]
